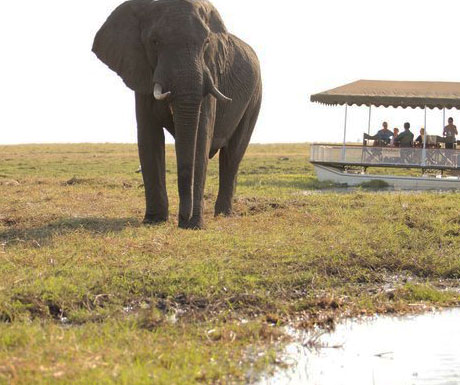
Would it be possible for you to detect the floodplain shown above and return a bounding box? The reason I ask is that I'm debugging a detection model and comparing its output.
[1,143,460,384]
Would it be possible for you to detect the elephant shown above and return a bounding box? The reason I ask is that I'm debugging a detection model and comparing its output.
[92,0,262,229]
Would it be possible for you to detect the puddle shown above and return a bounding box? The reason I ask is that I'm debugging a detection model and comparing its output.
[260,309,460,385]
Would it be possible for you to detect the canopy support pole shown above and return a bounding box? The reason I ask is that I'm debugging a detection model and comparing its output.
[422,106,427,167]
[443,108,446,131]
[342,105,348,161]
[367,105,372,135]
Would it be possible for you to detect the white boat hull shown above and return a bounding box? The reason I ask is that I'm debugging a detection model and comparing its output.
[314,164,460,190]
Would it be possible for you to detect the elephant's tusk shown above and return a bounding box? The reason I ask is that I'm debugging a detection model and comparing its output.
[154,83,171,101]
[210,85,232,103]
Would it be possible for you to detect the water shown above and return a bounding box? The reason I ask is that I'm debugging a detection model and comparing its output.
[260,309,460,385]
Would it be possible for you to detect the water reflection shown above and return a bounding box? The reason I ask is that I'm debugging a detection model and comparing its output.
[261,309,460,385]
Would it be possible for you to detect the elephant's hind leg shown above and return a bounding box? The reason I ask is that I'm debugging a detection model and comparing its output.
[215,95,262,217]
[136,93,169,224]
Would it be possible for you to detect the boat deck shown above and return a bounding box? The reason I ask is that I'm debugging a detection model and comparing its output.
[310,144,460,171]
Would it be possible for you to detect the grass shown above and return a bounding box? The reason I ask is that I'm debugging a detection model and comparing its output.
[1,143,460,384]
[359,179,390,189]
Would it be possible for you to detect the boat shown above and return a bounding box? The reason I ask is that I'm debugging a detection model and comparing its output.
[310,80,460,190]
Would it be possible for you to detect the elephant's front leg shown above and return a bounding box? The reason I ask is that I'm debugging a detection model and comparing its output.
[179,97,216,230]
[135,93,169,224]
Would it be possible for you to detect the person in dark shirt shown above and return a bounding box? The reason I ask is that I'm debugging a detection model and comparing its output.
[415,128,426,146]
[443,118,458,149]
[396,123,414,148]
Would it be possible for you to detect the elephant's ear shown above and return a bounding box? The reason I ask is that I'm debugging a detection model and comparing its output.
[92,0,153,94]
[198,1,227,34]
[200,3,228,75]
[208,9,227,34]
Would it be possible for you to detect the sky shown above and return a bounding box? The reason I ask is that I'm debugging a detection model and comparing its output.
[1,0,460,145]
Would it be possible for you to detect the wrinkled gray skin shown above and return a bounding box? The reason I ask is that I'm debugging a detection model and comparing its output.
[93,0,262,229]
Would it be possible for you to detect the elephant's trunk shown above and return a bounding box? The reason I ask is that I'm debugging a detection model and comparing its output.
[172,99,202,224]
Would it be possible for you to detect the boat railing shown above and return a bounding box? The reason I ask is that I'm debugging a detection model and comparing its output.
[310,144,460,170]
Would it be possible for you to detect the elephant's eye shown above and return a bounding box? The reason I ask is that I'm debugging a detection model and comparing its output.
[152,39,159,46]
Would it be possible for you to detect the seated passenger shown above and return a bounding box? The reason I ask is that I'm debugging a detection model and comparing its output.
[415,128,426,146]
[443,117,458,149]
[390,128,400,146]
[396,123,414,148]
[376,122,393,144]
[364,122,394,146]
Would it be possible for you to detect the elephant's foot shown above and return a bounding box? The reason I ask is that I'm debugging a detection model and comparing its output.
[214,200,233,217]
[179,215,205,230]
[214,208,233,217]
[143,213,168,226]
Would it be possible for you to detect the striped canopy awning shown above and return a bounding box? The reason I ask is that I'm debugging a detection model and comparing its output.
[310,80,460,109]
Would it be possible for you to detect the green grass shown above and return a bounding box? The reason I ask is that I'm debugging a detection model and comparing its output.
[1,143,460,384]
[359,179,390,189]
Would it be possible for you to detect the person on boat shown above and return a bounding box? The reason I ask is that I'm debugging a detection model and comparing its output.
[390,128,400,146]
[415,128,426,147]
[443,118,458,149]
[396,123,414,147]
[364,122,393,146]
[376,122,393,144]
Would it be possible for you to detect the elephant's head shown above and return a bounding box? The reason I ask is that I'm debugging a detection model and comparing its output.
[93,0,231,222]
